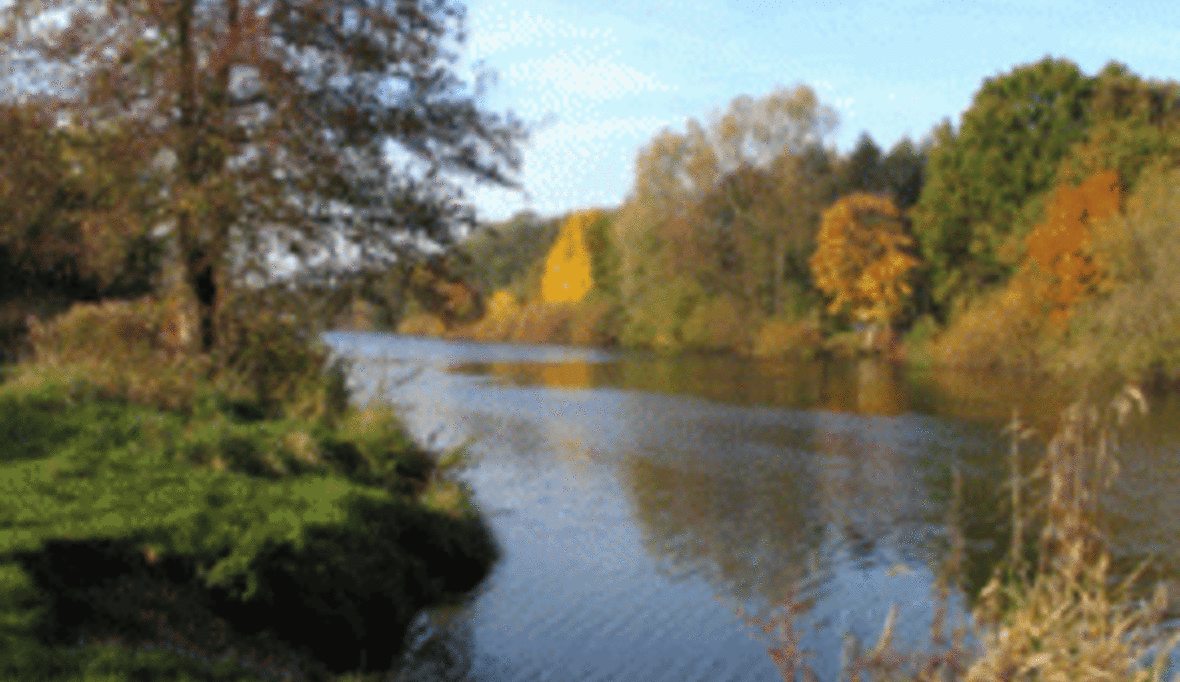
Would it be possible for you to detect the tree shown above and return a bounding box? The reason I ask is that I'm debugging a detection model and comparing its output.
[911,57,1095,320]
[614,126,716,308]
[809,193,919,329]
[457,211,562,296]
[838,132,885,196]
[541,209,597,304]
[703,84,839,174]
[879,137,927,210]
[1055,62,1180,195]
[0,99,162,301]
[3,0,528,351]
[581,209,621,302]
[689,148,836,316]
[1021,169,1122,326]
[833,132,927,211]
[623,86,839,315]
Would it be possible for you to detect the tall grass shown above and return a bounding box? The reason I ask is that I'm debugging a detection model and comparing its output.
[742,383,1179,682]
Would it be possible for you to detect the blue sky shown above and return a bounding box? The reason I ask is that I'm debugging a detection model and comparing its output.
[454,0,1180,223]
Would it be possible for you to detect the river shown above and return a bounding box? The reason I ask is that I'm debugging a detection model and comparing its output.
[323,331,1180,682]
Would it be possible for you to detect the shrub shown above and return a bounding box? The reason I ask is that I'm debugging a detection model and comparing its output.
[749,315,823,360]
[21,289,351,426]
[1049,165,1180,385]
[679,294,748,352]
[25,297,213,413]
[617,274,706,351]
[901,314,941,368]
[396,312,447,337]
[929,274,1049,374]
[513,301,577,344]
[567,296,621,346]
[213,289,350,425]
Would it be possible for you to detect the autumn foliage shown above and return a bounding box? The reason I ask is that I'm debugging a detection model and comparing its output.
[809,193,919,326]
[1022,169,1123,326]
[541,210,598,304]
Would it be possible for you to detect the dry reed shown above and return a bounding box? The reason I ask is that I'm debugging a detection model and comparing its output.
[744,382,1179,682]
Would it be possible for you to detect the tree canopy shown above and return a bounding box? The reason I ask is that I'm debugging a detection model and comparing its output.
[2,0,528,349]
[910,57,1095,319]
[615,84,842,321]
[809,192,918,327]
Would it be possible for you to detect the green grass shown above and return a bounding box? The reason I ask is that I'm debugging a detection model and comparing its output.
[0,296,498,681]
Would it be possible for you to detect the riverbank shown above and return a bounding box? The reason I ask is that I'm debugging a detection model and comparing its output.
[397,304,906,363]
[390,300,1180,403]
[0,299,499,682]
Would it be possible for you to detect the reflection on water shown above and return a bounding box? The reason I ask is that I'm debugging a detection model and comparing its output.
[322,332,1180,682]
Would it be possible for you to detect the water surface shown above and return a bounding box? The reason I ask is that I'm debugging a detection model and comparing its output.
[323,332,1180,682]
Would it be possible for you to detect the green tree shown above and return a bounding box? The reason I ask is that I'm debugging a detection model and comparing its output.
[457,211,563,295]
[837,132,885,196]
[1056,62,1180,195]
[879,136,927,210]
[582,209,622,303]
[3,0,528,352]
[835,132,927,210]
[911,57,1095,321]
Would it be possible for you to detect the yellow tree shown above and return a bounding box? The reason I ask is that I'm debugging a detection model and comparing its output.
[809,193,919,328]
[542,210,598,303]
[1022,169,1122,326]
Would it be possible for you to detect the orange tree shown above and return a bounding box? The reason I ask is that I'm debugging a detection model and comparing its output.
[1021,169,1123,327]
[809,192,919,329]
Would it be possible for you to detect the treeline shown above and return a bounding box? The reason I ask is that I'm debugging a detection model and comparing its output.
[447,58,1180,389]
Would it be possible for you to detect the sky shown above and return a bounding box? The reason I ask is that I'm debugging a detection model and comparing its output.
[453,0,1180,224]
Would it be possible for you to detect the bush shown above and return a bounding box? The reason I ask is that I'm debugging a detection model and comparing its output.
[25,297,214,413]
[617,274,706,351]
[679,294,748,352]
[396,312,447,337]
[1049,165,1180,385]
[214,288,350,425]
[567,295,622,346]
[901,314,941,368]
[513,301,577,344]
[929,275,1049,374]
[21,289,352,427]
[749,315,823,360]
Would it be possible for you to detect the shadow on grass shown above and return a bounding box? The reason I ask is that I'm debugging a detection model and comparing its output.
[8,491,499,681]
[0,388,93,466]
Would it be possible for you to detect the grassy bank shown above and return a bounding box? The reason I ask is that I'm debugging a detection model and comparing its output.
[0,296,499,682]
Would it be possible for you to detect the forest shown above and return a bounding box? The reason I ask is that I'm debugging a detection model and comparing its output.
[386,58,1180,395]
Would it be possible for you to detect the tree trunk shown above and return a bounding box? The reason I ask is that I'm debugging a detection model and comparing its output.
[183,237,218,352]
[175,0,219,353]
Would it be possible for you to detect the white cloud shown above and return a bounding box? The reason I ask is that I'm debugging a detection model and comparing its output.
[535,116,674,147]
[506,50,674,103]
[467,7,615,58]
